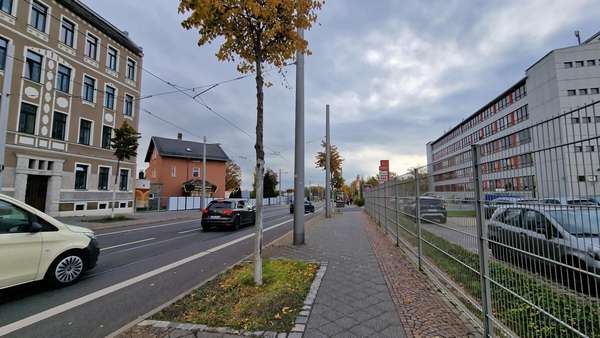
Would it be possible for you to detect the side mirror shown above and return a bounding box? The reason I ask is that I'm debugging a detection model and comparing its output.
[29,222,43,233]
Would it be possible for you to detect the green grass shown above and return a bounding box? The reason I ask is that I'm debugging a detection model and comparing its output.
[375,212,600,338]
[82,215,134,223]
[447,209,476,218]
[153,259,318,332]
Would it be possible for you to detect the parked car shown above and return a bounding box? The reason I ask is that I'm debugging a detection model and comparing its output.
[290,200,315,214]
[489,205,600,291]
[201,199,255,231]
[542,197,599,206]
[484,197,529,219]
[408,197,447,224]
[0,194,99,290]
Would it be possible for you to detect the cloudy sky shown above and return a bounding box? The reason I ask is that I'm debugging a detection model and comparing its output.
[86,0,600,190]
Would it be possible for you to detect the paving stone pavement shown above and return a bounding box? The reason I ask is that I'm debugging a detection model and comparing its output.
[264,210,408,338]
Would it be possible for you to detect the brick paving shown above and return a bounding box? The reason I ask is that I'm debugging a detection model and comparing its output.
[264,209,407,338]
[363,213,480,338]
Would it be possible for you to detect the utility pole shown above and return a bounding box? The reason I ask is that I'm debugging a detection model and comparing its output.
[279,168,282,204]
[325,104,332,218]
[0,42,15,191]
[202,136,206,209]
[293,27,305,245]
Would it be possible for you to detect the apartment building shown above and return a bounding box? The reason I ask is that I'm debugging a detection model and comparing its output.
[0,0,143,216]
[426,31,600,198]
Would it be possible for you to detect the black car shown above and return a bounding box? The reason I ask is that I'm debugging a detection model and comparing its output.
[405,197,447,224]
[201,199,255,231]
[290,200,315,214]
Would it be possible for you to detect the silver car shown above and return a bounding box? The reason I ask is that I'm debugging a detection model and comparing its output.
[489,205,600,291]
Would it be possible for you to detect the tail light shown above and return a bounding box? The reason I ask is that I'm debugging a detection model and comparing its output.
[202,208,208,214]
[223,209,233,215]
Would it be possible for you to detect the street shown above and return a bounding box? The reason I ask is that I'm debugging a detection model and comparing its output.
[0,204,321,338]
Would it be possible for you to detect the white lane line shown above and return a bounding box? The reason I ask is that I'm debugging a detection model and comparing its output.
[178,228,201,234]
[104,234,198,256]
[100,238,156,251]
[97,219,202,237]
[0,213,306,336]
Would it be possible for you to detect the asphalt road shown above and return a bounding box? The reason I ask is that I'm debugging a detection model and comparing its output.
[0,204,322,338]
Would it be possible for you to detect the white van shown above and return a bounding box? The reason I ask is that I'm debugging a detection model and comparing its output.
[0,194,99,289]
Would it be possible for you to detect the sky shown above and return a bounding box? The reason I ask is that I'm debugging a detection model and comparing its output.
[85,0,600,190]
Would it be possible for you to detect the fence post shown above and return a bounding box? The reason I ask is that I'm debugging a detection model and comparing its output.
[394,179,399,247]
[384,182,388,233]
[472,145,493,337]
[415,168,422,271]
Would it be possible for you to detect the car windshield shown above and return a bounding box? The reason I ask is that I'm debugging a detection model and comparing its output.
[208,201,233,210]
[421,199,442,207]
[548,210,600,236]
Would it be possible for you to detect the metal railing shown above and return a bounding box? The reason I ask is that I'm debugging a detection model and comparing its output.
[365,101,600,337]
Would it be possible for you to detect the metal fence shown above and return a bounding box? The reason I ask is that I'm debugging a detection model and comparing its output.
[365,101,600,337]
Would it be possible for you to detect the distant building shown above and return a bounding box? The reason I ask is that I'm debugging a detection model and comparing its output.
[426,31,600,198]
[0,0,143,216]
[144,134,230,202]
[378,160,389,183]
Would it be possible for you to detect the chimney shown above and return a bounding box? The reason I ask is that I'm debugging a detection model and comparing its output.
[177,133,182,140]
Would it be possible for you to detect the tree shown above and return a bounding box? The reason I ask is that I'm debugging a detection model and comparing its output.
[179,0,323,285]
[252,168,279,198]
[225,161,242,192]
[365,176,379,187]
[111,121,140,218]
[315,141,344,178]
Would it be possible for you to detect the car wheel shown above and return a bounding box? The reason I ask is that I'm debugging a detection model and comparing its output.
[46,252,85,287]
[202,225,211,232]
[233,217,241,231]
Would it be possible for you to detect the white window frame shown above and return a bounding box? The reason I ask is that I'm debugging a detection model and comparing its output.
[192,167,199,177]
[81,73,97,104]
[74,162,91,190]
[0,0,18,17]
[101,124,113,149]
[56,63,73,94]
[119,168,131,191]
[123,92,134,118]
[50,109,69,141]
[106,44,119,72]
[171,166,176,177]
[77,117,94,146]
[28,0,50,34]
[126,57,136,81]
[97,165,112,191]
[104,84,117,110]
[59,15,77,48]
[85,31,100,61]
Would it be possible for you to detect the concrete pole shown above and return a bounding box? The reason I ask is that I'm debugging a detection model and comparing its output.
[279,168,282,204]
[0,43,15,191]
[293,27,305,245]
[202,136,206,209]
[325,104,332,218]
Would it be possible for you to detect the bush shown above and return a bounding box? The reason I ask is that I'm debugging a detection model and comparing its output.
[354,197,365,207]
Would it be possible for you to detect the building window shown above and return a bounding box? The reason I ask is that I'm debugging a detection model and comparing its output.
[107,46,118,71]
[582,116,592,123]
[564,62,573,68]
[85,33,98,60]
[584,145,595,152]
[171,166,176,177]
[126,59,136,80]
[119,169,128,191]
[572,117,580,124]
[98,167,109,190]
[151,168,156,178]
[192,167,199,177]
[78,119,92,145]
[18,103,37,134]
[60,18,75,47]
[588,60,596,66]
[101,125,112,149]
[575,145,583,152]
[30,1,47,32]
[51,111,67,140]
[567,89,577,96]
[0,38,7,70]
[56,64,71,93]
[25,51,42,82]
[0,0,12,14]
[75,164,88,190]
[575,61,585,68]
[105,85,115,109]
[580,89,588,95]
[591,88,599,95]
[124,94,133,116]
[83,75,95,102]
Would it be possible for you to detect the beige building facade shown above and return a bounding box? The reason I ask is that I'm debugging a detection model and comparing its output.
[0,0,143,216]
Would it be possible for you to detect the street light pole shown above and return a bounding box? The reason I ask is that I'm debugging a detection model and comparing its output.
[325,104,332,218]
[293,27,305,246]
[202,136,206,209]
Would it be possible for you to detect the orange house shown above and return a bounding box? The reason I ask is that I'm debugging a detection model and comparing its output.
[144,134,229,199]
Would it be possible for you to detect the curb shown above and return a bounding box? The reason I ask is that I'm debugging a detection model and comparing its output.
[136,262,328,338]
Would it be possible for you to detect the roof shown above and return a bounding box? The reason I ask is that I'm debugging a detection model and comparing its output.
[56,0,143,56]
[144,136,230,162]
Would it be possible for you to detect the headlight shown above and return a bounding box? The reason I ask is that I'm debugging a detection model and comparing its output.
[84,232,96,240]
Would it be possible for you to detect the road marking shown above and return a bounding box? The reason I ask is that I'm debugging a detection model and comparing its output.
[100,238,156,251]
[0,212,313,336]
[97,219,202,237]
[178,227,201,234]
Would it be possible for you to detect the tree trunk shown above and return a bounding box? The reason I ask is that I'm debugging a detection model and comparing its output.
[254,47,265,286]
[111,159,120,219]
